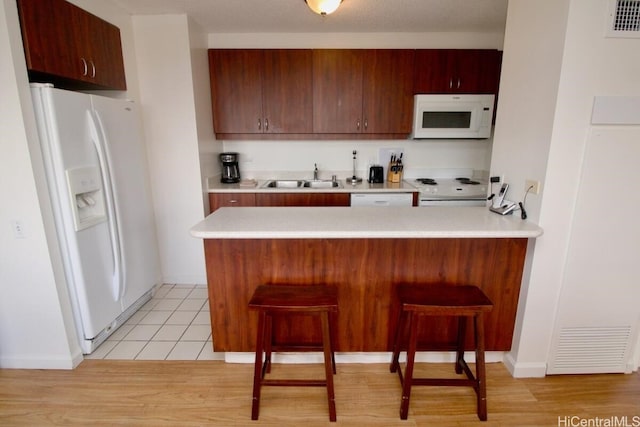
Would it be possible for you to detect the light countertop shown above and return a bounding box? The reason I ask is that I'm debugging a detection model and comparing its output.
[190,206,543,239]
[207,177,418,193]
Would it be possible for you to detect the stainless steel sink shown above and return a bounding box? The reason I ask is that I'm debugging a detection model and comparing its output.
[262,179,343,189]
[262,180,304,188]
[303,180,342,188]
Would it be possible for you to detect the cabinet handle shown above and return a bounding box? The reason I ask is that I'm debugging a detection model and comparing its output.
[228,200,238,204]
[265,118,269,131]
[457,78,461,89]
[356,119,361,130]
[258,119,262,130]
[364,119,368,130]
[81,58,88,76]
[89,60,96,78]
[449,78,453,89]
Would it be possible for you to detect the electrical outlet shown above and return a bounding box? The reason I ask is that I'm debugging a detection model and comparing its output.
[12,220,26,239]
[525,179,540,195]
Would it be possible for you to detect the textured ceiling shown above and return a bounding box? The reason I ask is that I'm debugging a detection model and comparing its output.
[112,0,508,34]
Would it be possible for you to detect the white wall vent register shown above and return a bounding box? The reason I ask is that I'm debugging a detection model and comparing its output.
[548,326,634,374]
[607,0,640,38]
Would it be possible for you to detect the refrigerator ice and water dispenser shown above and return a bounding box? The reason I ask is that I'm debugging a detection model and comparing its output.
[65,166,107,231]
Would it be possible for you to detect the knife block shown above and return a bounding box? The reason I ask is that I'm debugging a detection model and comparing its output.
[387,161,403,183]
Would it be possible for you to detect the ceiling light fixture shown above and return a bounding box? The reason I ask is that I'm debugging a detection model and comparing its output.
[305,0,343,16]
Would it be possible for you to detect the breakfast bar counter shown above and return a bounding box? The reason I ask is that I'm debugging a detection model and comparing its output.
[191,207,543,353]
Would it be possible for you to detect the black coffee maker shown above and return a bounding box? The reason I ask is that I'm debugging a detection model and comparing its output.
[220,152,240,183]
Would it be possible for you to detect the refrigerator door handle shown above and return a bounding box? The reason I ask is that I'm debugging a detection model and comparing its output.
[87,110,125,302]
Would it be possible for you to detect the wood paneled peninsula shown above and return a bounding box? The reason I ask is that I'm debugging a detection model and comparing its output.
[191,207,542,354]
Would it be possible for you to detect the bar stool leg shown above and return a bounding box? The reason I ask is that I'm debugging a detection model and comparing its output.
[390,310,407,373]
[321,311,337,422]
[475,314,488,421]
[329,312,337,374]
[399,312,418,420]
[455,315,467,374]
[251,311,267,420]
[264,314,273,375]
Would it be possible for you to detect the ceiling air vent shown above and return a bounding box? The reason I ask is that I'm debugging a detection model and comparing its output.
[607,0,640,38]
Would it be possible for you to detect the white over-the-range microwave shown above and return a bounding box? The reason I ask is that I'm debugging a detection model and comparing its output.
[412,94,495,139]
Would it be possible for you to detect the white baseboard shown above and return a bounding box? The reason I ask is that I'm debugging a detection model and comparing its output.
[503,352,547,378]
[0,351,83,370]
[225,351,506,365]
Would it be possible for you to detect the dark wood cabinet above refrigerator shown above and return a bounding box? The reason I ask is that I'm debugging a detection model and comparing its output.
[17,0,127,90]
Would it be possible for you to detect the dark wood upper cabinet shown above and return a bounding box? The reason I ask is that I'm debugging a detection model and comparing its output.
[70,4,127,90]
[17,0,127,90]
[208,50,264,134]
[312,50,364,133]
[361,49,415,134]
[312,49,414,136]
[16,0,77,81]
[209,49,313,135]
[414,49,501,94]
[209,48,501,139]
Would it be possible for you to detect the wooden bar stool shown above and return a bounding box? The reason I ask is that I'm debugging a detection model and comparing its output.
[389,284,493,421]
[248,284,338,422]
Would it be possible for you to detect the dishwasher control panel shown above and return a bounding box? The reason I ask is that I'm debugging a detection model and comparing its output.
[350,192,414,207]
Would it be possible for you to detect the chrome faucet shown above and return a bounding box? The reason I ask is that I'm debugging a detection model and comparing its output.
[314,163,319,180]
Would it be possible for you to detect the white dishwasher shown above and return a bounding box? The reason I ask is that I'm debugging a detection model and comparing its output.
[350,193,413,207]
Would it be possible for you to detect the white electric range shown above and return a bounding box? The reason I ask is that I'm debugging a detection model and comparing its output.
[405,169,489,207]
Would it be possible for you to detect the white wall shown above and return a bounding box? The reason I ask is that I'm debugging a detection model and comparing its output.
[132,15,216,285]
[495,0,640,376]
[0,0,81,368]
[225,139,492,181]
[544,0,640,374]
[0,0,152,368]
[189,18,220,214]
[490,0,570,377]
[209,32,505,49]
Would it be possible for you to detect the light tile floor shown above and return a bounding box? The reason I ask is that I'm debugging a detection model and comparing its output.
[85,283,223,361]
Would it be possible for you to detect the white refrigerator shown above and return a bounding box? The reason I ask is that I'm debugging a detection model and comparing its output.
[31,84,160,354]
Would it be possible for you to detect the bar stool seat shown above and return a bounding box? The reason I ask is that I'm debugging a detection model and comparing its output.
[248,284,338,422]
[389,284,493,421]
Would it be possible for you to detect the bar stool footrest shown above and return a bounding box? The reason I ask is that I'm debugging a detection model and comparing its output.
[412,378,478,387]
[262,379,328,387]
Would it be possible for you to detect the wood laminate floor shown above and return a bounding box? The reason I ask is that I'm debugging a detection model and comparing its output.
[1,361,638,426]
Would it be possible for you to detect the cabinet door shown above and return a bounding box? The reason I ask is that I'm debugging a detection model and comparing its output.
[17,0,79,81]
[414,49,502,94]
[209,50,264,134]
[413,49,450,93]
[312,50,364,133]
[209,193,256,213]
[473,50,502,94]
[256,193,350,207]
[17,0,126,90]
[262,50,313,133]
[362,49,415,134]
[70,3,126,90]
[452,50,501,94]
